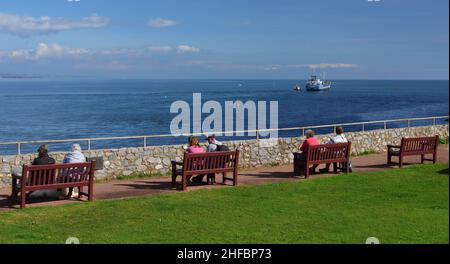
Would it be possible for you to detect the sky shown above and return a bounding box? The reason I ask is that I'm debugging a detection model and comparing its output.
[0,0,448,79]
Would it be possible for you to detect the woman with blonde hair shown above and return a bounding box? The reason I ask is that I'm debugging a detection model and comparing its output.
[185,136,206,184]
[186,136,205,154]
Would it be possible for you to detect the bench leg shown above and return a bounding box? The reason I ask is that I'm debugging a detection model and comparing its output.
[88,182,94,201]
[305,165,310,179]
[181,174,187,191]
[346,161,350,174]
[171,174,177,188]
[233,171,238,186]
[387,153,392,164]
[399,156,404,168]
[171,164,177,187]
[88,188,93,201]
[78,187,83,199]
[433,153,437,164]
[10,189,18,201]
[293,157,299,176]
[20,192,26,209]
[10,178,18,200]
[421,154,425,164]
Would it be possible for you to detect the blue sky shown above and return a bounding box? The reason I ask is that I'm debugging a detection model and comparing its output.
[0,0,448,79]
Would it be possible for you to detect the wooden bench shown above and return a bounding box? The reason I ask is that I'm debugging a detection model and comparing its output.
[171,150,240,191]
[293,142,352,178]
[387,135,439,168]
[11,161,96,208]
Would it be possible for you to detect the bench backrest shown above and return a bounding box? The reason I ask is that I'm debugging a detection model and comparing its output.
[182,150,239,175]
[22,161,96,188]
[401,136,439,154]
[306,142,352,164]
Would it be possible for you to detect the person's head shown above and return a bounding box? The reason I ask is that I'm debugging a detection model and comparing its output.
[207,134,216,144]
[71,144,82,152]
[188,136,200,147]
[335,126,344,135]
[37,144,49,157]
[305,130,315,139]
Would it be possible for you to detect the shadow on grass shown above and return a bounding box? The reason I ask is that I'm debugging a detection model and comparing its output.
[437,168,449,175]
[0,194,87,210]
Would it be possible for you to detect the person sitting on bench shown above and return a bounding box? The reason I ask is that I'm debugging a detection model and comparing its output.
[33,144,55,165]
[296,130,321,174]
[28,144,56,188]
[320,126,348,173]
[205,134,228,184]
[206,134,224,152]
[185,136,206,184]
[62,144,86,199]
[186,136,205,154]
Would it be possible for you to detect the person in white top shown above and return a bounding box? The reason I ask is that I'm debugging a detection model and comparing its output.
[329,129,348,144]
[320,126,348,173]
[63,144,86,163]
[206,134,224,152]
[62,144,86,198]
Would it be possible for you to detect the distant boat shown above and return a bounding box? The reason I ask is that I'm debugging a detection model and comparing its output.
[305,74,331,91]
[293,84,302,91]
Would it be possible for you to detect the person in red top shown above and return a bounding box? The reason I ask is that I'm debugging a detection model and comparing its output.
[299,130,320,152]
[296,130,321,174]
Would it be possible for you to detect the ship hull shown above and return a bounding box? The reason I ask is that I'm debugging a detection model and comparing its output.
[305,84,331,91]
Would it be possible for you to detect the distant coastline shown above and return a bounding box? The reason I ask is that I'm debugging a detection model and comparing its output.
[0,74,44,79]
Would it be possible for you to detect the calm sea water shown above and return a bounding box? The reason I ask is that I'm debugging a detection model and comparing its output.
[0,79,448,154]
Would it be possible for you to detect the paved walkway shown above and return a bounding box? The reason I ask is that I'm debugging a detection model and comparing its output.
[1,145,448,211]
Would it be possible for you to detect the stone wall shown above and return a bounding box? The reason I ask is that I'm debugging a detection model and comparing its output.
[0,125,448,187]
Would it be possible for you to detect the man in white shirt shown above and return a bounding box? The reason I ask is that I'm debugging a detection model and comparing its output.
[329,128,348,144]
[206,135,224,152]
[320,126,348,173]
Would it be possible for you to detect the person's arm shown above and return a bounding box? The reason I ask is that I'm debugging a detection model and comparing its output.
[300,141,308,152]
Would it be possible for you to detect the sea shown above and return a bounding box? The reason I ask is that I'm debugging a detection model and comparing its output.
[0,79,448,154]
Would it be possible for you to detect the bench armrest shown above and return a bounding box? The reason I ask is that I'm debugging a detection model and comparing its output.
[387,144,401,149]
[171,161,183,166]
[12,173,22,179]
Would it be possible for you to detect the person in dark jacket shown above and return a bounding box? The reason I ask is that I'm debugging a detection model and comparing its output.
[30,145,56,189]
[32,144,55,165]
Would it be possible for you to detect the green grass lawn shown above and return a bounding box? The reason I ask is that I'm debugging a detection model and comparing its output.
[0,164,448,244]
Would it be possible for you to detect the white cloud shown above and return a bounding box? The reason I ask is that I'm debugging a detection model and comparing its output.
[176,45,200,53]
[147,18,178,28]
[0,43,91,60]
[0,43,202,63]
[0,13,109,36]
